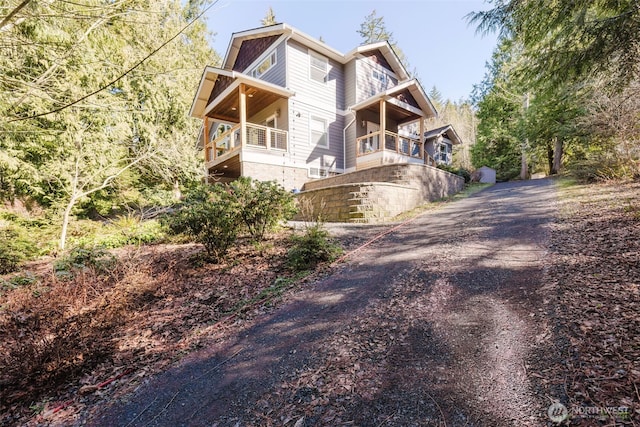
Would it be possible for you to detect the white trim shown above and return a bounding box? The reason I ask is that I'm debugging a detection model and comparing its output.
[244,33,287,76]
[308,49,328,84]
[199,68,295,117]
[263,114,277,128]
[309,115,329,149]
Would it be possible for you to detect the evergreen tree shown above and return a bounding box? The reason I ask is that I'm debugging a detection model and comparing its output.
[0,0,220,248]
[261,6,277,26]
[357,9,410,73]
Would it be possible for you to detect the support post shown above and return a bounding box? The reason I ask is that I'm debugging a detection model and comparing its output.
[239,84,247,148]
[203,116,211,162]
[419,118,424,160]
[379,99,386,151]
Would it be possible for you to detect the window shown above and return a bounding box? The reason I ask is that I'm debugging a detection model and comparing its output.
[372,69,387,85]
[309,50,328,83]
[310,116,328,148]
[251,51,277,78]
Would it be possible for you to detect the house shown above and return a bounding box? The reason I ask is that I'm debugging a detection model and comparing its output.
[189,23,440,190]
[423,124,462,166]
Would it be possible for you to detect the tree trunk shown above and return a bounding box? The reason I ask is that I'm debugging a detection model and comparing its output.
[547,142,554,175]
[59,197,75,251]
[520,142,528,180]
[551,138,563,175]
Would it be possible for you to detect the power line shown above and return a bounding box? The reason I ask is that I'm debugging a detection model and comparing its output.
[9,0,220,122]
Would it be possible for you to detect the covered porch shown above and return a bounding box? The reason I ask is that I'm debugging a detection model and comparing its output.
[190,67,294,177]
[351,79,438,170]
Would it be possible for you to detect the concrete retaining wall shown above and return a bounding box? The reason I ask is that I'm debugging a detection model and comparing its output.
[296,163,464,223]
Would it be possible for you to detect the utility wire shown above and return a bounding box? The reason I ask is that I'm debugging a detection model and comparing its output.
[8,0,220,122]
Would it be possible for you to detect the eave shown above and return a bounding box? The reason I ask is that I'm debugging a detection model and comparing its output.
[189,67,294,120]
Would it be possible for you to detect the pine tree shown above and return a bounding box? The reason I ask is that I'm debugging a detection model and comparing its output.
[261,6,277,26]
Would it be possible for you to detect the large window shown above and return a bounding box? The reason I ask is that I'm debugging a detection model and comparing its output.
[251,51,277,78]
[310,116,328,148]
[309,50,328,83]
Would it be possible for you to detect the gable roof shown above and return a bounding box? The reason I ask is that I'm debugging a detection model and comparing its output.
[223,23,410,80]
[424,124,463,145]
[189,66,294,119]
[350,78,437,120]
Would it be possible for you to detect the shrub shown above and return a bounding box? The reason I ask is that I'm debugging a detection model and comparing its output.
[436,164,472,183]
[568,154,637,183]
[167,184,242,261]
[0,226,39,274]
[286,224,342,271]
[229,177,297,240]
[53,246,117,277]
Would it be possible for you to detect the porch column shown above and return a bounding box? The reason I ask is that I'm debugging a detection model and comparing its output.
[379,99,386,151]
[203,116,211,162]
[239,83,247,147]
[419,118,424,161]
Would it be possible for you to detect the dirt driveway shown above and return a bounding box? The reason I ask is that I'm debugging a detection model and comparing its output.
[87,179,557,426]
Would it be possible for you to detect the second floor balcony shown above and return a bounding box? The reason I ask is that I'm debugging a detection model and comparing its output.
[204,122,288,169]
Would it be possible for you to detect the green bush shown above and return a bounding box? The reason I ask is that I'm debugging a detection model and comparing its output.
[229,177,297,240]
[69,216,167,249]
[54,246,116,277]
[286,224,342,271]
[167,184,242,261]
[0,225,41,274]
[436,164,472,183]
[568,155,637,183]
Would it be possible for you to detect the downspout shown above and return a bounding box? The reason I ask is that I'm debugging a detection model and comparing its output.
[343,109,356,172]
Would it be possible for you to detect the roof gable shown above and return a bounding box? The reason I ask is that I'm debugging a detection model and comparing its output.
[232,35,280,72]
[424,124,463,145]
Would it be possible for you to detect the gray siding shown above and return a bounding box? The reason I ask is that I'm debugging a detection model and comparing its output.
[259,40,286,88]
[286,39,345,111]
[287,102,344,174]
[344,60,357,108]
[355,56,399,104]
[345,116,357,170]
[285,39,346,174]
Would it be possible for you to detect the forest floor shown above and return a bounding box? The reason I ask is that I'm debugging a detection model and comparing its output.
[0,178,639,426]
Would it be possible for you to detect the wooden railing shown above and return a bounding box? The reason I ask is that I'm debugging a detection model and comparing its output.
[205,123,288,163]
[356,130,424,160]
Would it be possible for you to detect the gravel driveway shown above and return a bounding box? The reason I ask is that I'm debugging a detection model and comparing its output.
[88,179,557,426]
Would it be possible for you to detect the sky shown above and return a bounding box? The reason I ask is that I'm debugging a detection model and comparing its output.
[203,0,499,103]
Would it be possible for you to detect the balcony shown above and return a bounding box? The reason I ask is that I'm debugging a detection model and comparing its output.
[204,123,288,168]
[356,130,433,162]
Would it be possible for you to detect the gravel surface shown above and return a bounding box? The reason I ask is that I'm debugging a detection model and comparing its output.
[86,179,558,426]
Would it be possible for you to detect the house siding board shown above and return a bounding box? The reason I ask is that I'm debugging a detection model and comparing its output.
[233,35,280,72]
[344,60,356,108]
[355,55,397,103]
[345,118,356,170]
[259,41,286,87]
[287,104,344,174]
[285,39,345,174]
[286,39,345,111]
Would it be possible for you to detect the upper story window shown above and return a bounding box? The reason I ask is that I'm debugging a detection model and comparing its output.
[310,116,328,148]
[251,51,277,79]
[372,69,387,85]
[309,50,328,83]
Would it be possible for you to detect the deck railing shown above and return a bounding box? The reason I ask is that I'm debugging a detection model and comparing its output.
[205,123,288,163]
[356,130,424,160]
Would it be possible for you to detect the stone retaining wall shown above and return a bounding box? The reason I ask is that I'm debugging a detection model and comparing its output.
[296,163,464,223]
